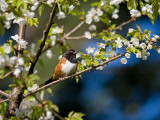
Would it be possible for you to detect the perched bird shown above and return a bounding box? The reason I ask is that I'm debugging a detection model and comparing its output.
[42,49,77,86]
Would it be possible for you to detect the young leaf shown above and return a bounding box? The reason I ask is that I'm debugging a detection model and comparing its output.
[0,22,4,37]
[38,4,44,16]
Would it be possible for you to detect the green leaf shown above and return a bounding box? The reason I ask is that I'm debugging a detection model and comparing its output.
[46,88,53,95]
[127,0,137,10]
[75,76,79,83]
[38,58,44,67]
[25,96,36,102]
[67,111,85,120]
[136,25,142,33]
[147,0,158,24]
[0,22,4,37]
[38,4,44,16]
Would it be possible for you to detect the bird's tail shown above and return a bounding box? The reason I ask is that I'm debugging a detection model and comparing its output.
[40,76,56,87]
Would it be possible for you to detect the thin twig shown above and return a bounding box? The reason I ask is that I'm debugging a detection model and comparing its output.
[113,17,136,31]
[24,53,125,97]
[28,3,58,75]
[0,69,15,80]
[66,35,85,40]
[52,110,65,120]
[0,99,9,104]
[60,21,84,41]
[0,90,10,98]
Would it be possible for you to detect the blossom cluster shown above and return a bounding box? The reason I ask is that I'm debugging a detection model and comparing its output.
[142,4,153,14]
[85,7,103,24]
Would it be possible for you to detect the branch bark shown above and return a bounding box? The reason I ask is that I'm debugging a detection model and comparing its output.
[24,53,125,97]
[28,4,58,75]
[0,69,15,80]
[9,24,26,116]
[0,90,10,98]
[60,20,84,41]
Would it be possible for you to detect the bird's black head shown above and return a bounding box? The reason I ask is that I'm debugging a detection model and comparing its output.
[63,49,77,63]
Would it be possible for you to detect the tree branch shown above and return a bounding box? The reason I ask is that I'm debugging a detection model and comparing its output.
[0,90,10,98]
[60,20,84,41]
[0,99,9,104]
[24,53,125,97]
[9,24,26,116]
[0,69,15,80]
[113,17,136,31]
[28,3,58,75]
[66,35,85,40]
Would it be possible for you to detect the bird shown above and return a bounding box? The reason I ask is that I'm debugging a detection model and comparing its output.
[41,49,77,86]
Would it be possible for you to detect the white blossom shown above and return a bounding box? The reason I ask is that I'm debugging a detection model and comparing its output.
[3,44,11,54]
[69,4,75,12]
[97,43,105,49]
[131,38,139,47]
[144,0,150,2]
[17,58,24,66]
[115,37,123,48]
[13,17,27,25]
[142,55,147,60]
[142,4,153,14]
[9,56,17,64]
[11,34,19,42]
[13,68,21,77]
[101,0,106,6]
[112,14,119,19]
[28,12,35,19]
[86,46,94,54]
[94,49,100,56]
[19,39,28,49]
[47,0,55,4]
[89,25,96,31]
[81,59,87,66]
[31,2,39,11]
[96,8,103,16]
[84,31,92,39]
[112,8,119,19]
[157,48,160,54]
[96,66,104,70]
[46,50,53,59]
[4,21,11,29]
[136,53,142,58]
[57,12,66,20]
[128,28,134,33]
[121,58,127,64]
[85,17,92,24]
[85,7,103,24]
[93,16,100,22]
[0,115,2,120]
[109,0,123,5]
[43,111,55,120]
[0,55,9,67]
[130,9,141,17]
[139,43,146,49]
[52,27,61,34]
[0,0,8,12]
[27,84,39,91]
[125,53,130,58]
[30,43,36,55]
[146,51,150,56]
[147,44,152,50]
[50,35,56,46]
[5,12,15,21]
